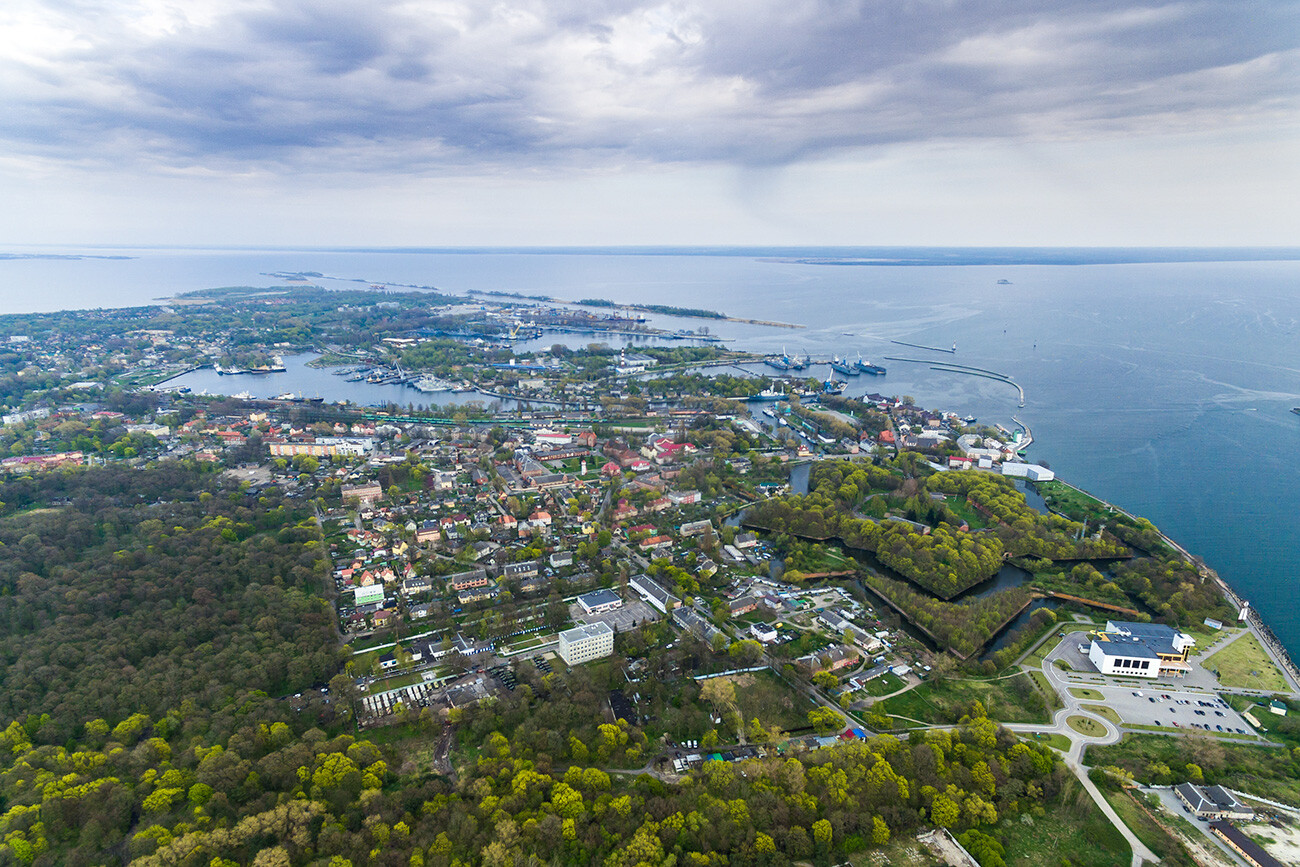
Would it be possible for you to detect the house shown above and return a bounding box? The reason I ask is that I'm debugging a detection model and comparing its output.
[502,560,540,581]
[458,586,496,605]
[342,482,383,506]
[372,609,395,628]
[1174,783,1252,820]
[734,532,759,549]
[729,595,759,616]
[797,644,859,673]
[449,570,491,591]
[680,519,713,537]
[750,623,779,644]
[379,653,398,669]
[639,535,673,552]
[1270,699,1288,716]
[548,550,574,569]
[401,575,432,596]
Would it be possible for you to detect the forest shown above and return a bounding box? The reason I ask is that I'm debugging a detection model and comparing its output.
[0,465,341,743]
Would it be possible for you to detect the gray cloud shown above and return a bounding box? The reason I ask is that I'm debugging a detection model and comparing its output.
[0,0,1295,172]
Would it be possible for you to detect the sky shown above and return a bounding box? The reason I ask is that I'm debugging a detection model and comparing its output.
[1,0,1297,247]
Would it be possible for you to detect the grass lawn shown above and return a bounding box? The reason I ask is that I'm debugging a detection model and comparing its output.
[1081,704,1122,725]
[1101,788,1198,867]
[874,673,1054,725]
[1203,633,1290,692]
[1028,732,1072,752]
[1000,784,1132,867]
[1070,687,1104,700]
[1025,669,1063,710]
[860,672,905,697]
[1033,479,1114,522]
[1088,733,1300,805]
[373,671,426,691]
[1067,715,1105,736]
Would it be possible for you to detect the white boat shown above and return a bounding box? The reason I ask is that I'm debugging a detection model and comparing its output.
[231,391,254,399]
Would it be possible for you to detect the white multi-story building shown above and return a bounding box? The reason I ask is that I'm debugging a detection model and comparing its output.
[557,622,615,666]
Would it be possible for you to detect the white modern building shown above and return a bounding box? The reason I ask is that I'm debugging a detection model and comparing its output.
[1000,462,1055,481]
[750,623,779,644]
[629,574,678,614]
[557,621,615,666]
[577,589,623,615]
[1087,620,1195,679]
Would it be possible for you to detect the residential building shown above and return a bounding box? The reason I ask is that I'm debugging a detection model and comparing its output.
[557,621,615,666]
[629,574,679,614]
[342,482,383,506]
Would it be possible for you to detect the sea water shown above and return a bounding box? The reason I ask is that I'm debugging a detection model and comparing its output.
[4,246,1300,654]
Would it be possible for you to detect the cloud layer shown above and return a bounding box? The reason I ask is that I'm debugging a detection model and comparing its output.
[1,0,1296,173]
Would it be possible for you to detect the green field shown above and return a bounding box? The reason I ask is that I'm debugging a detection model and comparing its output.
[1068,715,1105,736]
[875,672,1055,725]
[1101,788,1197,867]
[1203,633,1290,692]
[860,672,905,696]
[1070,687,1104,700]
[1082,704,1122,725]
[1000,780,1132,867]
[1033,479,1114,522]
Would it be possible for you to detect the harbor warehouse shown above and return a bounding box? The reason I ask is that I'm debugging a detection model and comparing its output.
[557,621,615,666]
[1088,621,1195,679]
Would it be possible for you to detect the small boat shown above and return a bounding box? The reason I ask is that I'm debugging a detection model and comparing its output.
[961,415,978,424]
[1293,408,1300,416]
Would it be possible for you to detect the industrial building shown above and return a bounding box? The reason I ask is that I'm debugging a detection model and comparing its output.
[557,621,615,666]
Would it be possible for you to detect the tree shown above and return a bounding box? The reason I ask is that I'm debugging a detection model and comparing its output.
[871,815,890,846]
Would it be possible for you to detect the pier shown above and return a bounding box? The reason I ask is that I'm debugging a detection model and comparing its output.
[884,356,1025,406]
[890,339,956,354]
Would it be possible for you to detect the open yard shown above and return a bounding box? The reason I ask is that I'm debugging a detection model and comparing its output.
[875,672,1055,726]
[1000,783,1132,867]
[719,669,816,733]
[860,672,906,697]
[1203,632,1290,692]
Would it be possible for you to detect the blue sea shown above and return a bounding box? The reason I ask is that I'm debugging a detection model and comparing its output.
[6,245,1300,655]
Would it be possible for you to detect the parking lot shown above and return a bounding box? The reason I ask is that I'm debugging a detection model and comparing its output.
[570,597,661,632]
[1096,685,1255,735]
[1048,631,1259,737]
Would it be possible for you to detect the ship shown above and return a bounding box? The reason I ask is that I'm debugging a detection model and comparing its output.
[231,391,254,399]
[822,378,845,395]
[412,375,455,393]
[855,355,887,375]
[214,363,246,375]
[961,415,978,424]
[748,387,786,401]
[1293,407,1300,416]
[830,355,859,376]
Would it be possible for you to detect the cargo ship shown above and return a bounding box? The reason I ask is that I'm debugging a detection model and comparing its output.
[830,356,859,376]
[855,355,887,375]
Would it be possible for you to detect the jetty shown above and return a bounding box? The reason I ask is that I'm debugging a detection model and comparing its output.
[884,356,1025,407]
[890,339,956,354]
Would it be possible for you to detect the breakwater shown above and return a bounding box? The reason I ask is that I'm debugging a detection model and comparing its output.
[883,356,1025,407]
[1042,478,1300,689]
